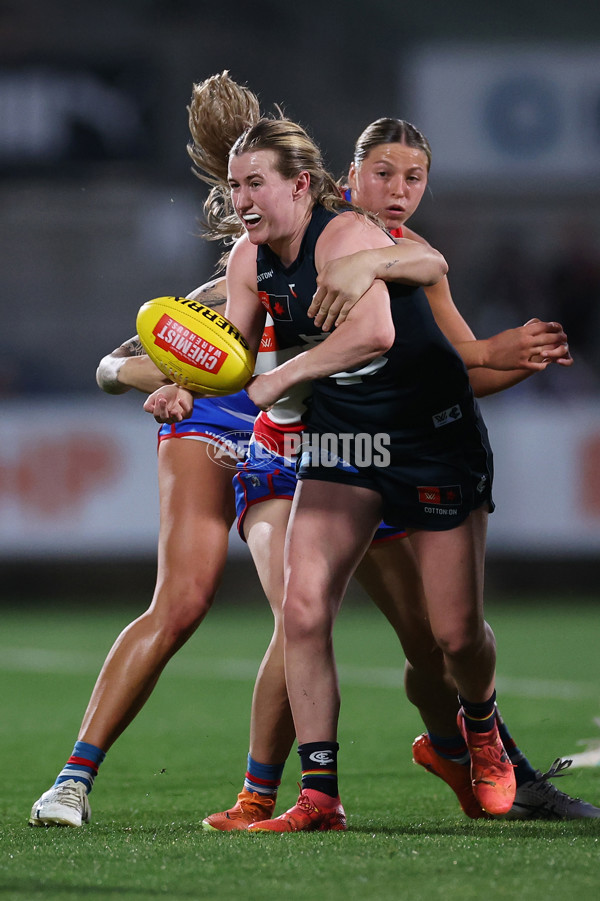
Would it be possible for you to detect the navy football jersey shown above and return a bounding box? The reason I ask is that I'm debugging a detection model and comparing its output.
[256,205,333,352]
[254,204,493,530]
[256,205,478,447]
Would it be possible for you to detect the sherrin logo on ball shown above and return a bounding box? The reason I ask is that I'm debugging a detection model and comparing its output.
[136,295,255,396]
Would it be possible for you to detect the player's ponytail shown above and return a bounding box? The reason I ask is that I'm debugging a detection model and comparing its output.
[187,70,260,186]
[187,71,262,250]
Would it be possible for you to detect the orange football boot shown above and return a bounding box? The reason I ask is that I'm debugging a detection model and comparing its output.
[248,788,346,833]
[202,790,276,831]
[457,710,516,815]
[412,732,488,819]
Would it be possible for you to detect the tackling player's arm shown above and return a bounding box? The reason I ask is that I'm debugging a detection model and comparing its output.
[310,236,447,332]
[186,277,228,314]
[425,276,572,395]
[308,226,571,396]
[96,335,170,395]
[96,278,228,395]
[245,214,396,411]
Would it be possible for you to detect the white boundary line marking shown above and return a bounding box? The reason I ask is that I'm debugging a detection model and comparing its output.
[1,647,598,701]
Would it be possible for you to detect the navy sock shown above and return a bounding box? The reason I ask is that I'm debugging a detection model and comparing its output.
[495,706,538,785]
[459,691,497,733]
[55,741,106,794]
[243,754,284,797]
[298,741,339,798]
[428,731,470,765]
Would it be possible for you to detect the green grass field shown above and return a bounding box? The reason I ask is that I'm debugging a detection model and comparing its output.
[1,586,600,901]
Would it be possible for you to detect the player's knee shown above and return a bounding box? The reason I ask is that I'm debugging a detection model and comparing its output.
[150,578,216,640]
[282,592,333,646]
[433,622,484,659]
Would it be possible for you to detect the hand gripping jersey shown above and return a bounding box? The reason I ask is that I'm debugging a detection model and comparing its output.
[254,204,494,532]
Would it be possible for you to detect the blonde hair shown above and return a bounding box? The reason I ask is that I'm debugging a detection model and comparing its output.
[229,117,354,222]
[188,70,260,186]
[186,71,360,257]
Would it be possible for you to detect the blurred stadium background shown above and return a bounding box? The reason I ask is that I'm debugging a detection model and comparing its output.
[1,0,599,601]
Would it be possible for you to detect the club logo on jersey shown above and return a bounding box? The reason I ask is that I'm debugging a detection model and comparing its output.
[258,290,293,321]
[417,485,462,506]
[432,404,462,428]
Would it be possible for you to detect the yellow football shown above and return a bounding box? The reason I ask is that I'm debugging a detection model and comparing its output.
[136,295,255,396]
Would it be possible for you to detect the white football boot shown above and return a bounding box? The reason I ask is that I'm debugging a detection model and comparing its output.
[29,779,91,827]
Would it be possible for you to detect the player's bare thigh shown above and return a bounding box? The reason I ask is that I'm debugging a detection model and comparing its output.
[285,480,383,615]
[406,506,489,643]
[244,498,292,616]
[356,536,438,658]
[151,438,237,615]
